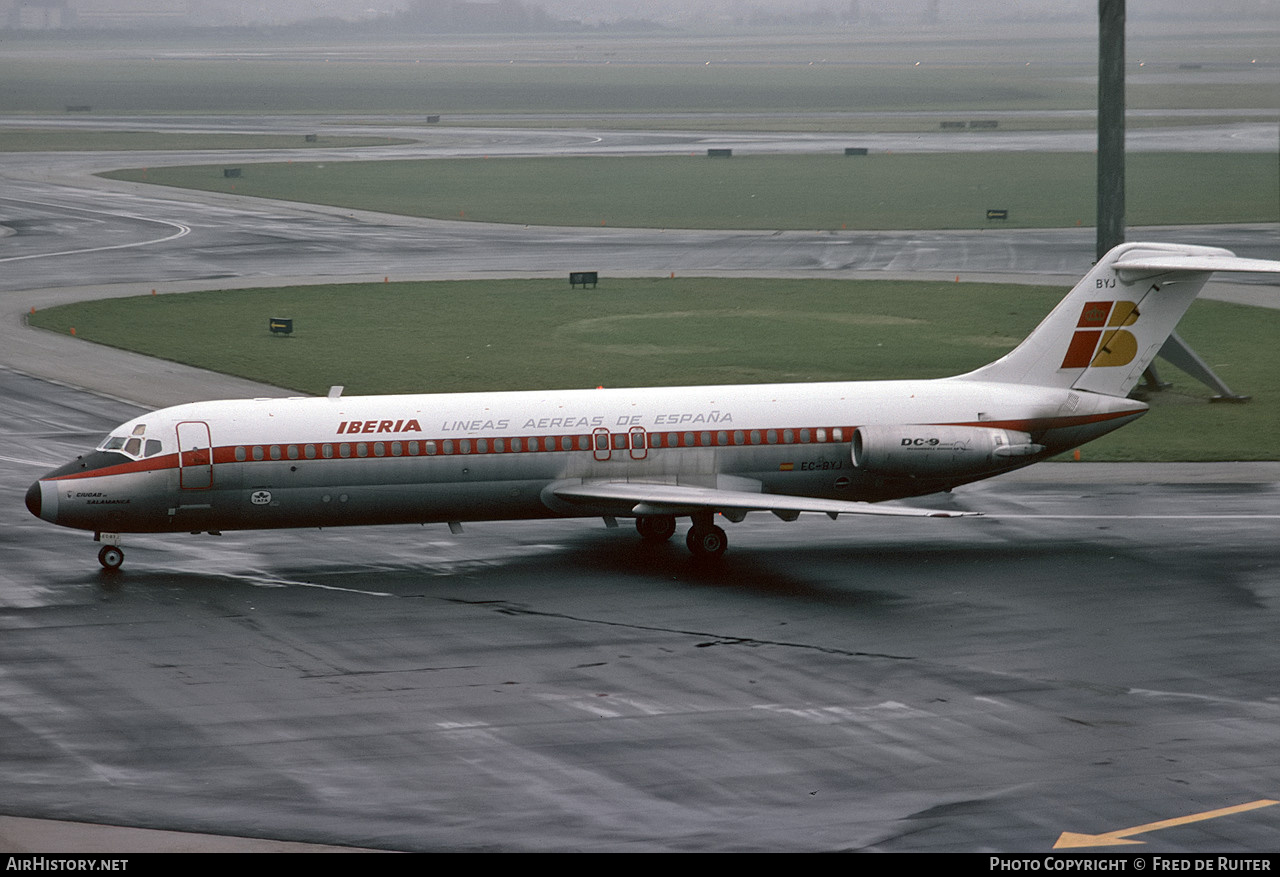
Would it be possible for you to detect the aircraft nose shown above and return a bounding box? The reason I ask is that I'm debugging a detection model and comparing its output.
[25,481,42,519]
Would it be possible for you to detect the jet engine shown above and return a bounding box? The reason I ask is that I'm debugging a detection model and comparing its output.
[851,425,1044,477]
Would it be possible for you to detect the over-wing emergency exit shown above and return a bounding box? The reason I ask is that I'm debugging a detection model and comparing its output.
[25,243,1280,568]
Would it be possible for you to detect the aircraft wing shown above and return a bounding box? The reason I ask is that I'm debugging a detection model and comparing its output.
[550,481,977,521]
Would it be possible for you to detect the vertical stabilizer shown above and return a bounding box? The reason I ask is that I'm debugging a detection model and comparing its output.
[957,243,1280,398]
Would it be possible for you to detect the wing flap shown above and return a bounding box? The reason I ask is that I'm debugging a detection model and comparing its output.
[551,481,976,519]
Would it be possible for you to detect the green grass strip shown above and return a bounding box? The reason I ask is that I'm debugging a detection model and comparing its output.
[103,152,1279,230]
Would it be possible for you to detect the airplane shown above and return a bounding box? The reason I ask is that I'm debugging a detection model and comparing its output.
[24,242,1280,570]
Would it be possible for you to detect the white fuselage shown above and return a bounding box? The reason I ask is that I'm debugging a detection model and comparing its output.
[29,377,1143,536]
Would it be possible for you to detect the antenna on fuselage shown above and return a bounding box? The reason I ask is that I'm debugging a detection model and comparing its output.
[328,386,344,399]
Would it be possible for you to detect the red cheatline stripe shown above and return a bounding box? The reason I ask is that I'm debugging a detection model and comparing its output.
[46,425,853,479]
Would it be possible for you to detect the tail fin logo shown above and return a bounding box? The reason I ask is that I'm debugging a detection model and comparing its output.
[1060,300,1140,369]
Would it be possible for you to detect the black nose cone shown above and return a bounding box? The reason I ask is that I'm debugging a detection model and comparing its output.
[25,481,42,519]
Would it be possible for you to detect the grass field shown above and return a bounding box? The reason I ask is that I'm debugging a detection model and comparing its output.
[103,152,1280,230]
[27,277,1280,461]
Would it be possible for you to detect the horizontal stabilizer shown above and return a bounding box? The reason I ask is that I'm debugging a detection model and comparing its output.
[1113,253,1280,279]
[552,480,977,519]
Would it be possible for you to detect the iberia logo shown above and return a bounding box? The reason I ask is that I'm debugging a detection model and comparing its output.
[1060,300,1140,369]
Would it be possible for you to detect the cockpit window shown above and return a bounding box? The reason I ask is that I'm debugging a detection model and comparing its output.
[97,424,164,460]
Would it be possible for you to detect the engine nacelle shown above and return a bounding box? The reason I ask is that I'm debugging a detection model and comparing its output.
[851,424,1044,477]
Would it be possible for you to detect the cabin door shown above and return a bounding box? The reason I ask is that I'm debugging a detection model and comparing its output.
[176,421,213,490]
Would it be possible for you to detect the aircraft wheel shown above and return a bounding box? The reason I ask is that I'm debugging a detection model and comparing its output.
[686,524,727,559]
[97,545,124,571]
[636,515,677,543]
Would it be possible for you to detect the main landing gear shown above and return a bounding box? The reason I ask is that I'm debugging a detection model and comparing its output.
[635,514,677,543]
[636,513,728,560]
[685,523,728,560]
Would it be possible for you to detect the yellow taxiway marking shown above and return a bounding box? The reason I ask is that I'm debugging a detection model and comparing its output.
[1055,799,1279,849]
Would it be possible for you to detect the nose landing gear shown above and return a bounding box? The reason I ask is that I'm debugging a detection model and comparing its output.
[97,545,124,571]
[95,534,124,571]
